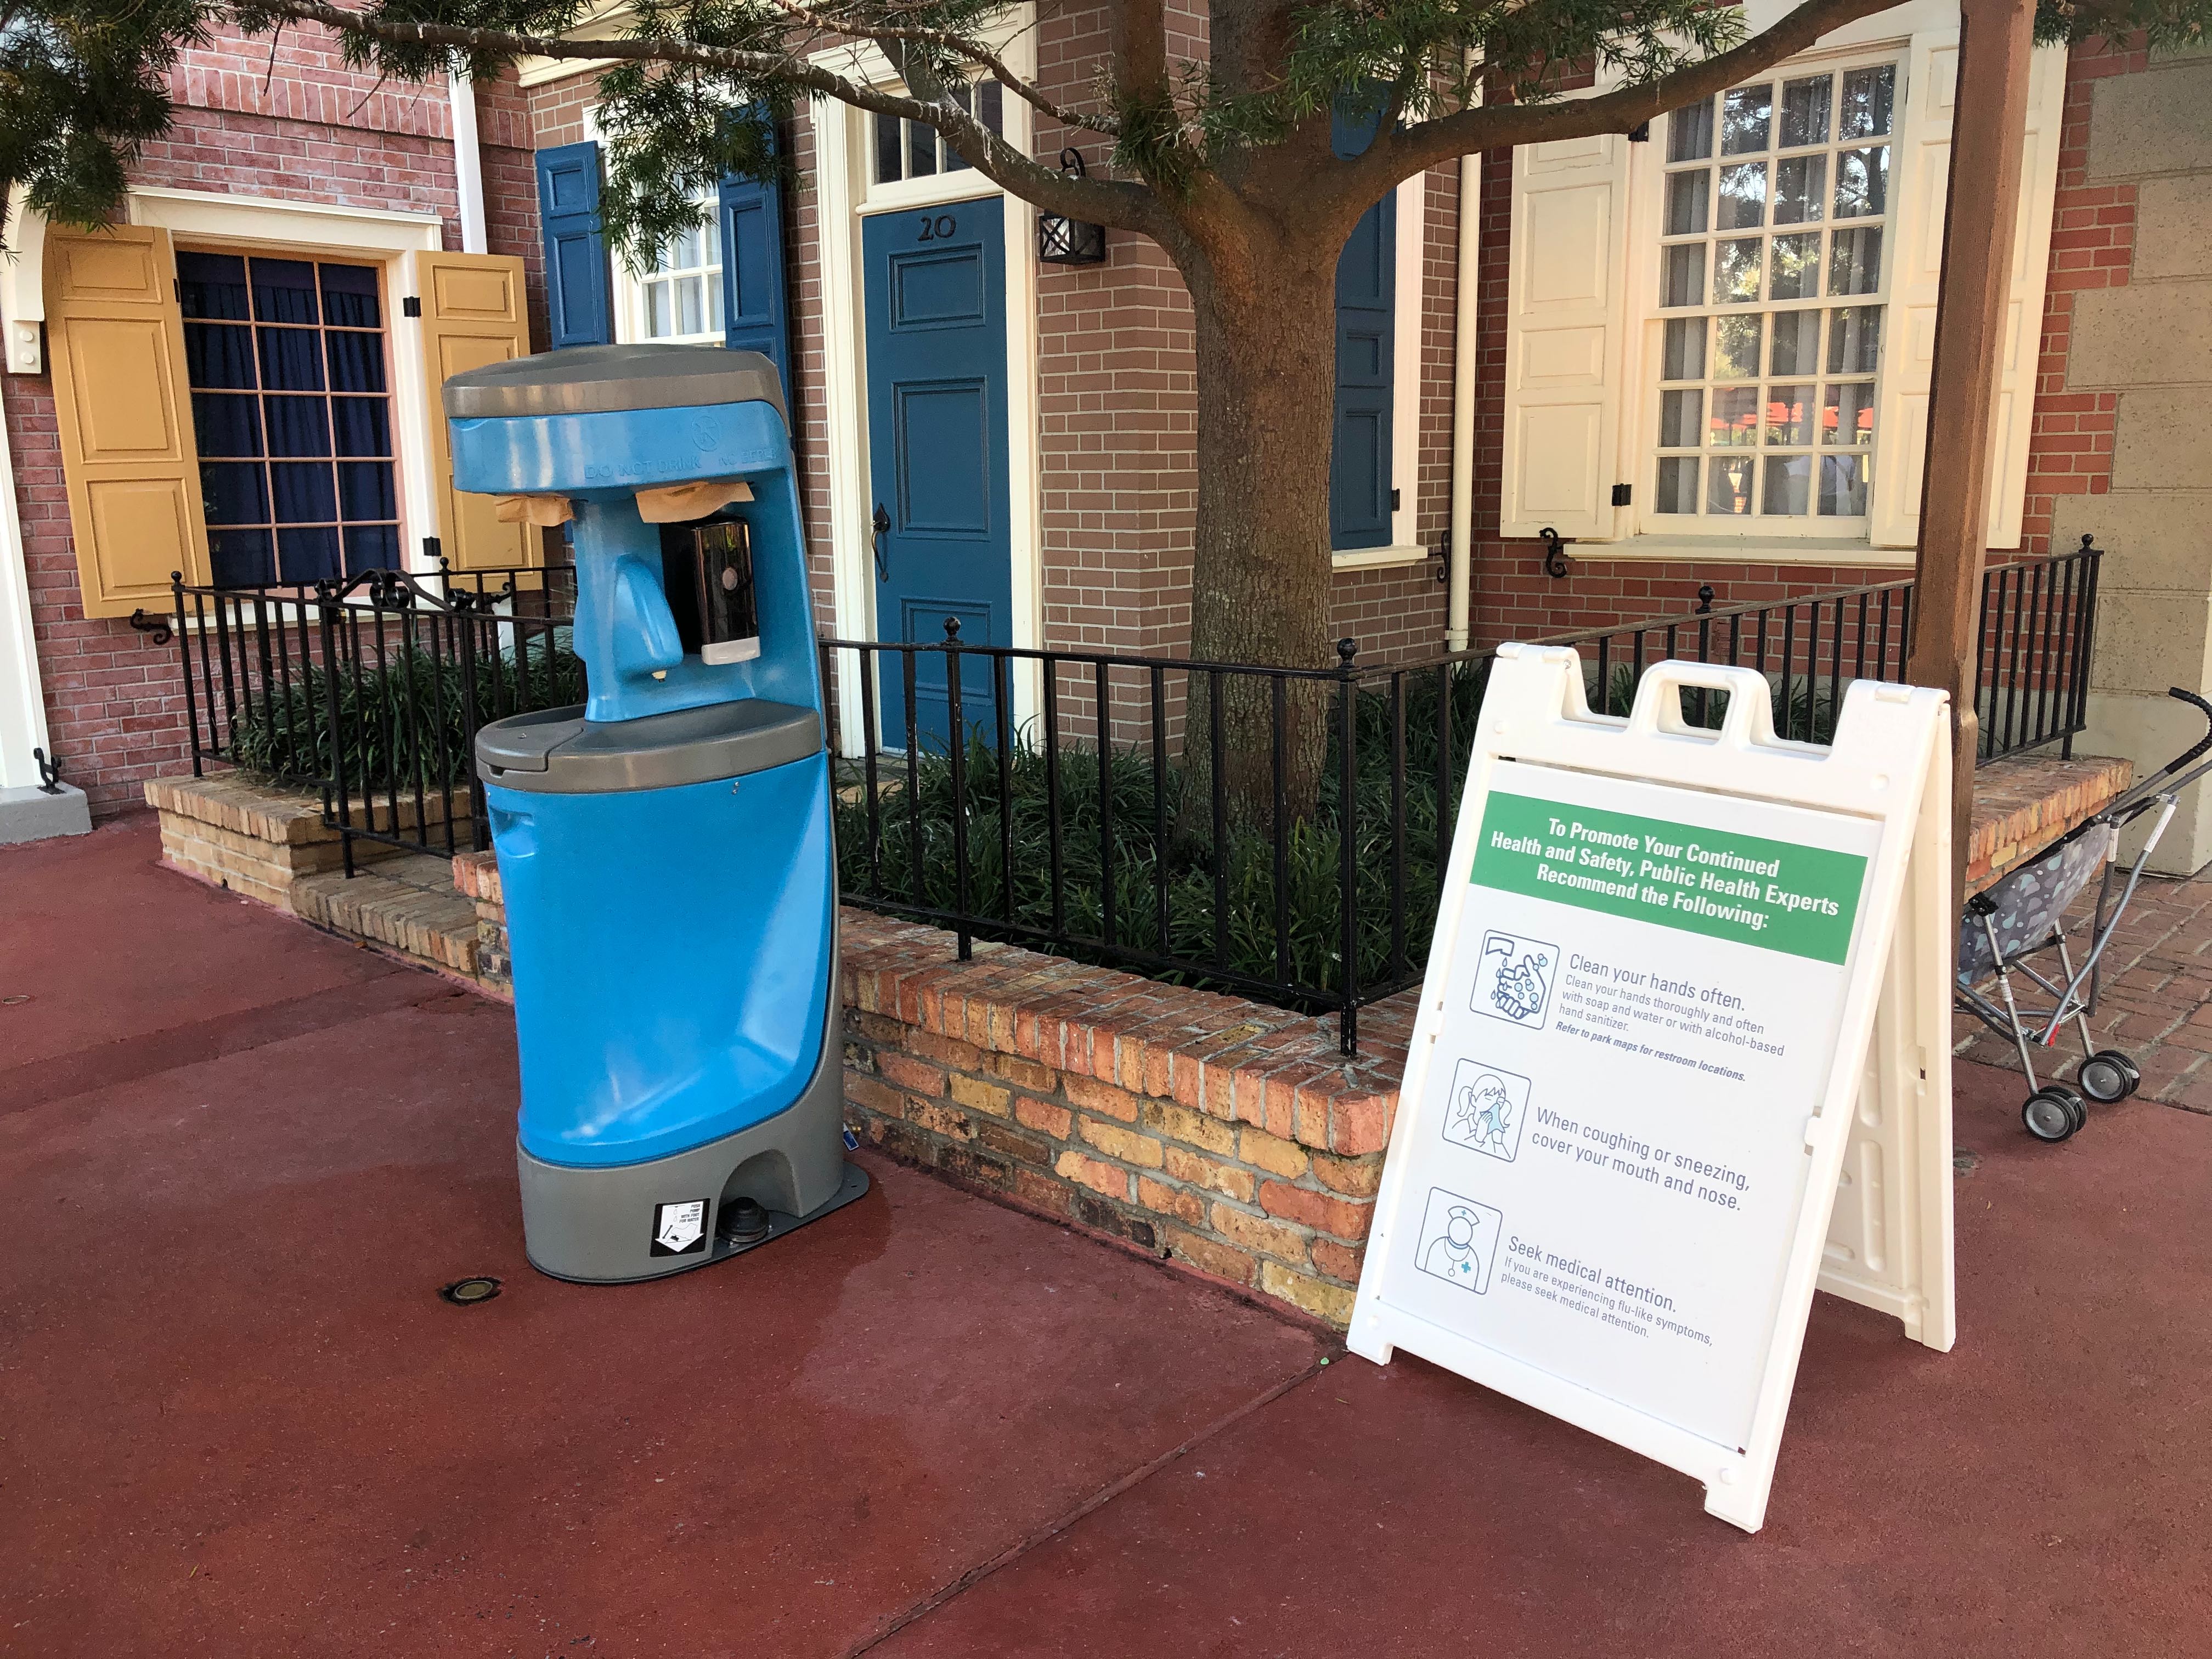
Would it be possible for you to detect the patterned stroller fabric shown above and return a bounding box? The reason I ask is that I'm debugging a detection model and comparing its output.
[1957,826,2112,985]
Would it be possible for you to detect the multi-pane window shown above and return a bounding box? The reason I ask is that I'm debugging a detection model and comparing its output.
[178,252,399,585]
[873,81,1005,184]
[1653,63,1895,522]
[637,201,724,342]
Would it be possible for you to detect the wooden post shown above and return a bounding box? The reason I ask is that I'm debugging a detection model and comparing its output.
[1904,0,2038,904]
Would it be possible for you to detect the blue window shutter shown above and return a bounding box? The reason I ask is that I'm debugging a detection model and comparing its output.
[1329,101,1396,552]
[720,120,792,396]
[536,141,612,348]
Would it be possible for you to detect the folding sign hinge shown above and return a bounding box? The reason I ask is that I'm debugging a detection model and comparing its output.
[1611,483,1633,507]
[402,295,424,318]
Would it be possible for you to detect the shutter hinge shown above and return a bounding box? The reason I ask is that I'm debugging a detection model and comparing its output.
[402,295,423,317]
[1390,488,1402,512]
[1611,483,1633,507]
[1628,122,1651,143]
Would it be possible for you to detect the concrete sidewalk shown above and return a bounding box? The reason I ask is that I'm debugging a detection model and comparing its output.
[4,817,2208,1657]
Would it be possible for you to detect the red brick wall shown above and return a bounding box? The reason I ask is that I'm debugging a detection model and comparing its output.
[7,19,538,816]
[518,6,1464,675]
[839,905,1407,1329]
[4,377,198,804]
[26,25,2153,817]
[2019,35,2138,556]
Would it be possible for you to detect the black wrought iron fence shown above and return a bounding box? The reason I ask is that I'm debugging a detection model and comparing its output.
[1544,537,2102,760]
[172,562,579,870]
[172,540,2100,1051]
[817,628,1486,1053]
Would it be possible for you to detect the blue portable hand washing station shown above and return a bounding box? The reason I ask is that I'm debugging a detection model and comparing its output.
[445,345,866,1283]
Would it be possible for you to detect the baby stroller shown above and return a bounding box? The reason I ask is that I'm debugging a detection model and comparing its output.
[1956,686,2212,1142]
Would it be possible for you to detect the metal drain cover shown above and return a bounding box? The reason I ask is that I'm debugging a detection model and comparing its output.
[439,1276,503,1305]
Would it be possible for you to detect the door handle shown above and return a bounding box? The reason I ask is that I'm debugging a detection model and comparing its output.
[872,502,891,582]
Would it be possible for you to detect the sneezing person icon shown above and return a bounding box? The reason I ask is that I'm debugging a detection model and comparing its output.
[1438,1058,1532,1163]
[1449,1073,1515,1156]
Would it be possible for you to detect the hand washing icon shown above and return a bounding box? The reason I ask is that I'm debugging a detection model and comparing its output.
[1474,930,1557,1029]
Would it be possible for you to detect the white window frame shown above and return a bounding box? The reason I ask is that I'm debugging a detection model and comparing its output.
[577,107,730,350]
[620,201,726,346]
[1501,0,2067,565]
[1628,43,1904,543]
[861,81,1014,212]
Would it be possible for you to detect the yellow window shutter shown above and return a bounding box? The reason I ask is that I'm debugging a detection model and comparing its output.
[406,250,535,572]
[44,225,210,617]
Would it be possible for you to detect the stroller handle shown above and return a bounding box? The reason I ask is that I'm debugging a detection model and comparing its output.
[2159,687,2212,781]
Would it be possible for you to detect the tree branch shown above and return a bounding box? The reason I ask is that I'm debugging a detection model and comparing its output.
[1346,0,1912,205]
[244,0,1160,232]
[760,0,1119,136]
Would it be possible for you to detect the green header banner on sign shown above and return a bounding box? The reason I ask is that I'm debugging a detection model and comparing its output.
[1470,791,1869,963]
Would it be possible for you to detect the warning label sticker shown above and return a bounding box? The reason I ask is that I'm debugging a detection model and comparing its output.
[651,1200,708,1256]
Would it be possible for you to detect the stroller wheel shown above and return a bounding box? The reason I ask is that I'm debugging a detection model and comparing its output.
[2079,1049,2140,1103]
[2023,1086,2085,1143]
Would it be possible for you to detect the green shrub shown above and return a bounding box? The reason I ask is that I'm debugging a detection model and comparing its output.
[836,658,1493,1005]
[228,637,584,793]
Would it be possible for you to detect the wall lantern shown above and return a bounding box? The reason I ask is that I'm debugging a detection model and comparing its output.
[1037,149,1108,266]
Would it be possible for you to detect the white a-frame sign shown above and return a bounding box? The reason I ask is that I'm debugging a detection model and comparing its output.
[1348,647,1955,1533]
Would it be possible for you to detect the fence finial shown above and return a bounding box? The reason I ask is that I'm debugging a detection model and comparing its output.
[943,614,963,643]
[1336,637,1359,671]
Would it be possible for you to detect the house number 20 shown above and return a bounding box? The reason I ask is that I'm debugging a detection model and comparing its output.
[915,213,959,241]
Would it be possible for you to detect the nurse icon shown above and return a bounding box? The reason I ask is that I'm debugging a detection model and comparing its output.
[1415,1188,1503,1295]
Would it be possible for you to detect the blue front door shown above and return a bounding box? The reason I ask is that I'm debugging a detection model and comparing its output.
[862,196,1012,753]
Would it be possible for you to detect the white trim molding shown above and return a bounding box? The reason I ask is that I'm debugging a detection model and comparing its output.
[0,371,50,790]
[1387,168,1426,553]
[514,0,631,86]
[449,75,488,255]
[1,189,48,374]
[1572,534,1918,568]
[126,188,446,253]
[1333,544,1436,572]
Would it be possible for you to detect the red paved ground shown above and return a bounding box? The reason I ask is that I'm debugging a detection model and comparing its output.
[5,818,2209,1657]
[875,1055,2212,1658]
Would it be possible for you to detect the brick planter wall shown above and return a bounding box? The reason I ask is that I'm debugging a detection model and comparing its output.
[452,850,511,994]
[139,748,2132,1332]
[837,911,1409,1325]
[144,772,442,907]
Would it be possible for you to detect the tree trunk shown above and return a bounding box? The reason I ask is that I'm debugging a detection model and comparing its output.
[1180,244,1343,830]
[1187,259,1341,672]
